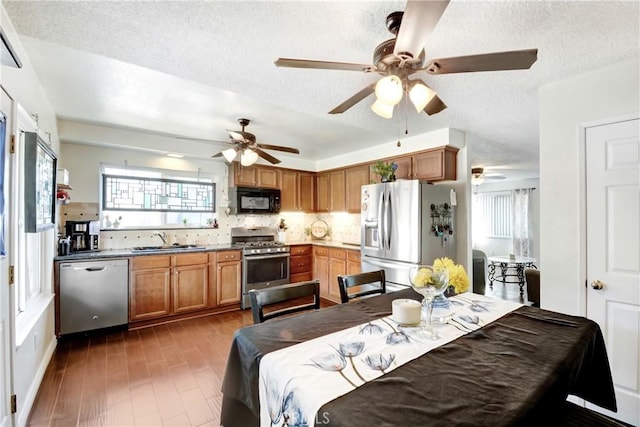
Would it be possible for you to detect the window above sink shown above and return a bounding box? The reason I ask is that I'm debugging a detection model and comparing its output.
[100,164,219,230]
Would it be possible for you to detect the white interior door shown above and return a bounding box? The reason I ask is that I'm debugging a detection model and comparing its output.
[586,118,640,426]
[0,88,15,427]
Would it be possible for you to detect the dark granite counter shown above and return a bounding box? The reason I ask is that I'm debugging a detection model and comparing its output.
[54,241,361,262]
[54,243,238,262]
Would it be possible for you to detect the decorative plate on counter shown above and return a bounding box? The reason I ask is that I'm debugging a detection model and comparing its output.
[310,220,329,239]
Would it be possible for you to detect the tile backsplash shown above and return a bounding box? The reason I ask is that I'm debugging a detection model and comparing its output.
[97,212,362,250]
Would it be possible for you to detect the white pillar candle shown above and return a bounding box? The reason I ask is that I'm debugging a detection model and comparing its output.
[392,299,422,325]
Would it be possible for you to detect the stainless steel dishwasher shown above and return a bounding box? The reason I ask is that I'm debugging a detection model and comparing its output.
[59,259,129,335]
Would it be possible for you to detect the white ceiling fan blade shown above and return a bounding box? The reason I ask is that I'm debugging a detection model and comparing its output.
[393,0,450,61]
[227,130,247,142]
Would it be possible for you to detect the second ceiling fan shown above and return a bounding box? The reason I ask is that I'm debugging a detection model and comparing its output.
[208,118,299,166]
[275,0,538,119]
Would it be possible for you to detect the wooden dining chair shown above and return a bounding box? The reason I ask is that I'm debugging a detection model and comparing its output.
[525,268,540,307]
[249,280,320,324]
[337,270,386,304]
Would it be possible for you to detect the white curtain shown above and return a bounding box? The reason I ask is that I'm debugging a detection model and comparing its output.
[511,188,533,257]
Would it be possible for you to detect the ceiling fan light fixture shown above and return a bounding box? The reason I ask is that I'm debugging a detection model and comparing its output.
[374,75,403,105]
[371,99,394,119]
[471,174,485,186]
[409,82,437,113]
[240,148,259,166]
[222,148,238,162]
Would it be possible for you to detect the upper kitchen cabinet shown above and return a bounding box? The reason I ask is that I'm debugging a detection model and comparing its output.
[280,169,315,212]
[371,146,458,183]
[411,146,458,181]
[315,172,330,212]
[345,164,370,213]
[232,163,279,188]
[316,166,365,213]
[390,156,412,181]
[329,169,346,212]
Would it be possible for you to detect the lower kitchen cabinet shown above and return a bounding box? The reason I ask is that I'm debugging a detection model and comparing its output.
[172,253,209,313]
[313,246,330,298]
[313,246,360,303]
[213,250,242,306]
[328,248,347,302]
[290,244,313,283]
[347,250,362,275]
[129,250,242,326]
[130,255,172,321]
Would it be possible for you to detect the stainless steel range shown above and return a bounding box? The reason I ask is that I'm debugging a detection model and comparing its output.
[231,226,290,309]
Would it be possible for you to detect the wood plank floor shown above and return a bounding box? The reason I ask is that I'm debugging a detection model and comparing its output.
[26,284,523,426]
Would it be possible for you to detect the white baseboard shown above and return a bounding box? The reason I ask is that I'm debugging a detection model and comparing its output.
[17,337,57,427]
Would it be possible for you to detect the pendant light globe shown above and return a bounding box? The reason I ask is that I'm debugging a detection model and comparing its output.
[371,99,394,119]
[375,75,403,106]
[240,149,259,166]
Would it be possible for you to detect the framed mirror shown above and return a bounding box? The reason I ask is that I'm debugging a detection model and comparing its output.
[24,131,57,232]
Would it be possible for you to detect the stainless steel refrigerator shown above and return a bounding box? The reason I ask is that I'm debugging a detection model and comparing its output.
[361,180,456,290]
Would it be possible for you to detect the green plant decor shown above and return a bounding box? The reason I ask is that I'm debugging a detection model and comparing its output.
[372,160,398,182]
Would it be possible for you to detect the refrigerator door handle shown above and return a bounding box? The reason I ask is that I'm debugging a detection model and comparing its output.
[378,191,385,251]
[386,190,393,250]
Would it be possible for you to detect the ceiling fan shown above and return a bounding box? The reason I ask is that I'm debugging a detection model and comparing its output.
[275,0,537,119]
[207,118,300,166]
[471,167,506,185]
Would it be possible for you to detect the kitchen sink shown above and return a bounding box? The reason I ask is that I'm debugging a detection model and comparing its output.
[131,244,205,251]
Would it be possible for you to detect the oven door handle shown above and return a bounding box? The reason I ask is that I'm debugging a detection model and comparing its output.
[244,253,291,261]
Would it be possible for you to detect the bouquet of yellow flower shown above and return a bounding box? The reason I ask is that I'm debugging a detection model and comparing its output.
[433,257,470,294]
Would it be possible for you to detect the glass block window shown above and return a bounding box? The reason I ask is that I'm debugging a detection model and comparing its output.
[102,174,215,212]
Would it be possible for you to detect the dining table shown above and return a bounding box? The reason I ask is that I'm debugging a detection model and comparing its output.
[220,288,616,427]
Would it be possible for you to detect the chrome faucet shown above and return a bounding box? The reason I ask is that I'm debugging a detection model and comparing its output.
[152,231,168,245]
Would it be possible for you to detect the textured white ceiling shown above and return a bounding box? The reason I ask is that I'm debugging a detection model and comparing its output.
[4,0,639,179]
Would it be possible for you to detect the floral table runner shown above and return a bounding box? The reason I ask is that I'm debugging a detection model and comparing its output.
[258,292,522,426]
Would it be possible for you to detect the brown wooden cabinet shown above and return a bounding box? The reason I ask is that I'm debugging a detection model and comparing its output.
[289,244,313,283]
[329,170,346,211]
[129,250,242,326]
[312,246,361,303]
[214,250,242,306]
[390,156,413,181]
[369,146,458,183]
[233,163,279,188]
[315,173,330,212]
[347,250,361,275]
[412,146,458,181]
[345,165,370,213]
[129,255,172,321]
[313,246,330,297]
[328,248,347,302]
[172,253,209,314]
[280,170,315,212]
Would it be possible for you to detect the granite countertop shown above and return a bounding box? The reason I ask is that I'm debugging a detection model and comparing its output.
[53,243,238,262]
[54,241,362,261]
[288,240,361,250]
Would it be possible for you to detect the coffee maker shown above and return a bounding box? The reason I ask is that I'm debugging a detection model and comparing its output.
[64,220,100,252]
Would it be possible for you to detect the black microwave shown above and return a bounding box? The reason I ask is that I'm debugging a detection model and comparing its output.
[231,187,281,214]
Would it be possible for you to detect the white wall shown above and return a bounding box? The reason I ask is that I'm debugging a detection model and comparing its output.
[1,4,60,426]
[539,58,639,315]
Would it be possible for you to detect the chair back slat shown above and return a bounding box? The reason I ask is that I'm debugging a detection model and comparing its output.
[337,270,386,304]
[249,280,320,324]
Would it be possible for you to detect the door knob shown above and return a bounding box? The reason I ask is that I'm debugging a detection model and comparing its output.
[591,280,605,290]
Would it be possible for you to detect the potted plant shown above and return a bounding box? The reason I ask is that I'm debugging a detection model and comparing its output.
[372,160,398,182]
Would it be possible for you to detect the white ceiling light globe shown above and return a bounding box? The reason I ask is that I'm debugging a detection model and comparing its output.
[375,75,403,106]
[409,82,437,113]
[240,149,259,166]
[371,99,394,119]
